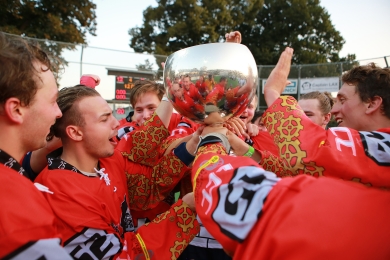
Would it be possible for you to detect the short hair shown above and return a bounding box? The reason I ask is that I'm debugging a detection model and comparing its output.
[342,63,390,118]
[219,76,227,82]
[51,86,100,139]
[251,110,265,124]
[0,32,54,107]
[128,80,165,107]
[300,91,334,115]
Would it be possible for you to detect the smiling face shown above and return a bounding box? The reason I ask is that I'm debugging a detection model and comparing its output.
[182,76,192,90]
[77,95,119,158]
[331,83,368,130]
[171,83,184,100]
[239,97,257,125]
[298,98,329,129]
[133,92,161,125]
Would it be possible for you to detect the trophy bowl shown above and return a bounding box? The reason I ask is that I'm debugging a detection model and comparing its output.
[163,42,258,124]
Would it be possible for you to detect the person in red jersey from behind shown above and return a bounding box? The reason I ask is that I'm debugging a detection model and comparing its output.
[190,131,390,259]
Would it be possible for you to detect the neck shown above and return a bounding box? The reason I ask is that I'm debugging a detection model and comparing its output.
[360,113,390,131]
[0,125,28,162]
[60,143,99,172]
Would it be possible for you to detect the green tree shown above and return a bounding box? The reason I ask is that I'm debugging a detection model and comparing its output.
[130,0,355,67]
[238,0,349,65]
[129,0,264,72]
[136,59,154,71]
[0,0,97,72]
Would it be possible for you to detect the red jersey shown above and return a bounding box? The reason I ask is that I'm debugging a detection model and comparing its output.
[192,143,390,259]
[174,94,205,122]
[184,82,204,104]
[261,96,390,188]
[0,150,71,259]
[224,86,250,116]
[35,149,199,259]
[205,83,225,105]
[116,113,197,228]
[195,79,208,97]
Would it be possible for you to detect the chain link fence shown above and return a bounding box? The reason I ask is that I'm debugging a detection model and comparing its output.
[3,33,389,114]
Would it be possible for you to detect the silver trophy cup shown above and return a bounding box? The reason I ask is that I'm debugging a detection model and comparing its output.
[163,42,258,123]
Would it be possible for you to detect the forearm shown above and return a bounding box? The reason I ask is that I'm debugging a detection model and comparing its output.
[120,113,169,167]
[155,96,173,128]
[127,152,191,211]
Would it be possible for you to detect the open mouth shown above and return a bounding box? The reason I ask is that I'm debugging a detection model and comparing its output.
[109,137,117,146]
[336,118,343,126]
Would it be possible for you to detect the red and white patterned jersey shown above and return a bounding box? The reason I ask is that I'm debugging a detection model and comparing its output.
[261,96,390,188]
[192,143,390,259]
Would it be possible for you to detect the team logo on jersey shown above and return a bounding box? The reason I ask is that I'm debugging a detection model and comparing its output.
[212,166,279,242]
[64,228,121,259]
[120,194,135,235]
[360,131,390,166]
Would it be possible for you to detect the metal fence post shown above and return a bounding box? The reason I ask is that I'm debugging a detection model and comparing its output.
[80,44,85,78]
[297,65,301,99]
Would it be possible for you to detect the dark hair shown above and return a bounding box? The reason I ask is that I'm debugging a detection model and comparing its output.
[342,63,390,118]
[128,80,165,107]
[0,32,54,107]
[51,86,100,139]
[251,110,265,124]
[300,91,334,115]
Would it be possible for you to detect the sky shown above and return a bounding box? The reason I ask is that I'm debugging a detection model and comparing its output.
[59,0,390,100]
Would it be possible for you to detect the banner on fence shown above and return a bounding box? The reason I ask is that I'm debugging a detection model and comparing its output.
[262,79,298,94]
[300,77,339,94]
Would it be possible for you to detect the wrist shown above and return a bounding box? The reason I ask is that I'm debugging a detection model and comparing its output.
[243,146,255,157]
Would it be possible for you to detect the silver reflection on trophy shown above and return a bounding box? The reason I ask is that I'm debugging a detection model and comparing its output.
[163,42,258,123]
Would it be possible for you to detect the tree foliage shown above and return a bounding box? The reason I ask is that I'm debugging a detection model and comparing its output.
[130,0,354,67]
[129,0,264,71]
[136,59,154,71]
[238,0,347,65]
[0,0,97,71]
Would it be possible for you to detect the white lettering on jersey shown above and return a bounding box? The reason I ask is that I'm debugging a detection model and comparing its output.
[212,166,279,242]
[5,238,72,260]
[329,127,357,156]
[64,228,121,260]
[170,128,188,136]
[359,131,390,166]
[202,173,222,215]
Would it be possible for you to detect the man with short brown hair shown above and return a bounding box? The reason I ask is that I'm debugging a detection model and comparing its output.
[0,32,70,258]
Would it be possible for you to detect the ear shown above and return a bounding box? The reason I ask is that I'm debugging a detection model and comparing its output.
[3,98,25,124]
[366,96,383,115]
[65,125,83,141]
[323,113,331,126]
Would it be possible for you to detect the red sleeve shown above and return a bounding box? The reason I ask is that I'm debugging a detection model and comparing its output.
[125,151,191,211]
[121,200,199,260]
[262,96,390,188]
[118,113,169,167]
